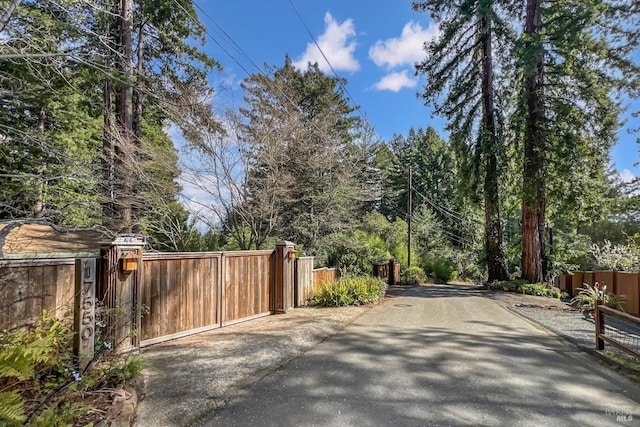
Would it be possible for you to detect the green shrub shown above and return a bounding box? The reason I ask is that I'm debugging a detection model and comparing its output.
[400,266,426,285]
[423,255,457,283]
[570,282,626,316]
[312,276,387,306]
[316,232,388,277]
[486,280,561,298]
[0,313,71,425]
[102,354,144,386]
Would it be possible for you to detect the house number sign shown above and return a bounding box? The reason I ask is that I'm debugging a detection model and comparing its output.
[74,258,96,369]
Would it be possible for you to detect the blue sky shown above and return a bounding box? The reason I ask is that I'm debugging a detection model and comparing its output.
[194,0,638,181]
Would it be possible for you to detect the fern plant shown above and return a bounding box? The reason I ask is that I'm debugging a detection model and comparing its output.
[311,276,387,306]
[0,391,26,425]
[0,313,73,425]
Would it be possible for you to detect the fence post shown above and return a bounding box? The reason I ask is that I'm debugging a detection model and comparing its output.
[388,259,397,286]
[594,300,604,350]
[275,241,295,313]
[74,258,96,370]
[99,236,144,352]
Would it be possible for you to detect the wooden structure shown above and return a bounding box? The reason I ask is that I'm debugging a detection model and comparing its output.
[100,236,145,351]
[0,237,349,350]
[138,243,295,347]
[294,257,340,307]
[372,259,401,286]
[313,267,339,288]
[559,271,640,316]
[73,259,96,369]
[139,250,279,346]
[595,303,640,359]
[0,258,76,329]
[295,257,315,306]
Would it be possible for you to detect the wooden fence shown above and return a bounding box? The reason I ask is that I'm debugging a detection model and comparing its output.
[141,252,223,346]
[0,242,344,350]
[372,260,401,286]
[0,258,76,330]
[139,249,283,347]
[295,257,314,306]
[295,258,339,306]
[313,267,339,287]
[559,271,640,316]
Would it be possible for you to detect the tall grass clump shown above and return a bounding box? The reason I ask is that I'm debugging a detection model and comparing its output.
[311,276,387,306]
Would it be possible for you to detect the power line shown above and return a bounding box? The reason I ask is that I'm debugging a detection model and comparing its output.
[177,0,370,178]
[191,2,267,78]
[410,184,482,226]
[286,0,363,118]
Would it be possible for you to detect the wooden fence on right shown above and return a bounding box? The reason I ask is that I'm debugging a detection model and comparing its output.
[559,271,640,316]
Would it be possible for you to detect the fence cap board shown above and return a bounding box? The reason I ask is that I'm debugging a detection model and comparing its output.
[143,252,223,260]
[0,257,77,267]
[222,250,274,257]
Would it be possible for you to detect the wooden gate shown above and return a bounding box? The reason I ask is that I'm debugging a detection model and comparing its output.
[138,244,293,347]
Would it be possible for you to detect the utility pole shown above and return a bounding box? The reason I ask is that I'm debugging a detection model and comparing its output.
[407,165,412,267]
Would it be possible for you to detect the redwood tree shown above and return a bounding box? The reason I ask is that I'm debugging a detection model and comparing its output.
[413,0,518,280]
[516,0,640,282]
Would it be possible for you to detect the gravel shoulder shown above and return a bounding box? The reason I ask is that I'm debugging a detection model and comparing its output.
[135,302,375,426]
[489,290,640,384]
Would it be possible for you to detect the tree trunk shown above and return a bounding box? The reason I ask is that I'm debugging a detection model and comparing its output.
[114,0,134,233]
[132,21,145,233]
[134,23,144,141]
[103,74,115,229]
[480,15,508,281]
[34,109,47,217]
[522,0,545,283]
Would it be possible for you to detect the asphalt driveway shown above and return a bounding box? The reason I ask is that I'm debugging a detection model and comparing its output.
[136,285,640,426]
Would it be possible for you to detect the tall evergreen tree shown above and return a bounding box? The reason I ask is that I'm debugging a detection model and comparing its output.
[100,0,220,234]
[0,0,220,243]
[0,1,102,225]
[516,0,640,282]
[241,58,360,252]
[384,128,456,217]
[413,0,518,280]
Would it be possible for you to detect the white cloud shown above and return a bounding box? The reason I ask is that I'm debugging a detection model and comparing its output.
[620,168,637,183]
[372,70,417,92]
[293,12,359,73]
[369,21,439,69]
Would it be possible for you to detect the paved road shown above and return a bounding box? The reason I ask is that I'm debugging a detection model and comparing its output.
[201,285,640,427]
